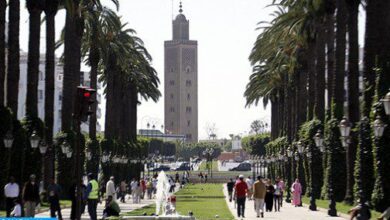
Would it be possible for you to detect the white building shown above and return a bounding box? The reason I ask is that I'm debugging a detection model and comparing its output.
[17,51,102,136]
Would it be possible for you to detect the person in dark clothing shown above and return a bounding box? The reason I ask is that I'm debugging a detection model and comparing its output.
[103,195,120,219]
[22,174,40,217]
[227,178,235,202]
[47,178,62,219]
[69,181,87,220]
[265,179,275,212]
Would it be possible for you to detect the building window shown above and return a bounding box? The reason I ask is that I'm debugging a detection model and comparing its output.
[38,90,43,100]
[187,93,191,100]
[187,120,191,127]
[170,94,174,99]
[186,106,192,113]
[186,66,191,73]
[186,80,192,87]
[59,92,62,101]
[39,71,44,81]
[171,121,174,127]
[169,80,175,86]
[170,107,175,112]
[170,68,174,73]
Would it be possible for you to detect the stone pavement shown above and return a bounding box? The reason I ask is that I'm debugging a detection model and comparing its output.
[36,195,155,219]
[223,185,347,220]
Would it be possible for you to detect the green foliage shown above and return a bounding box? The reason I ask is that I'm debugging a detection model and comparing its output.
[323,118,346,202]
[241,133,270,155]
[298,119,323,198]
[176,142,222,161]
[354,118,374,203]
[265,137,288,180]
[371,104,390,212]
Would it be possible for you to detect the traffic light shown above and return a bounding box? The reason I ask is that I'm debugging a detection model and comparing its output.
[77,86,96,122]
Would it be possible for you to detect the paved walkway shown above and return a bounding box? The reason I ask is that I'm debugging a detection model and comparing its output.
[36,195,155,219]
[223,186,347,220]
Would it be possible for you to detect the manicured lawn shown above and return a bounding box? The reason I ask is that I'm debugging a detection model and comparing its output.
[0,210,5,217]
[125,184,234,219]
[302,196,381,219]
[41,199,72,208]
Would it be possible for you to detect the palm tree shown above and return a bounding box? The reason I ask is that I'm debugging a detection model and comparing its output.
[324,0,336,116]
[345,0,360,205]
[25,0,44,118]
[0,0,6,106]
[44,0,59,188]
[6,0,20,115]
[333,0,347,120]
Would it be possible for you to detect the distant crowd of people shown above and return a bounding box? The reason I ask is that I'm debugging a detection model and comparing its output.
[227,175,301,218]
[3,171,191,219]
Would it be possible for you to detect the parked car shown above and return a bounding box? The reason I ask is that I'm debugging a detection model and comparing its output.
[152,165,171,172]
[229,162,251,171]
[174,162,190,171]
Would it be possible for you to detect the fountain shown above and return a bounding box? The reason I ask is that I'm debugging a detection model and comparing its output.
[122,171,195,220]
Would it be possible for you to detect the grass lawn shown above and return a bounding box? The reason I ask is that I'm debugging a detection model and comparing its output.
[0,210,5,217]
[125,184,234,220]
[41,199,72,208]
[199,161,219,171]
[302,196,381,219]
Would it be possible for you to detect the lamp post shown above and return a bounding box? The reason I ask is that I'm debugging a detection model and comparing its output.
[203,148,214,178]
[3,131,14,149]
[380,90,390,116]
[306,144,316,211]
[30,131,40,149]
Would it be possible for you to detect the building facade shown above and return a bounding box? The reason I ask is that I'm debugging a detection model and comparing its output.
[164,4,198,142]
[17,51,102,136]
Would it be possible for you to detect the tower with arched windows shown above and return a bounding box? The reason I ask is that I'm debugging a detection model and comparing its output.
[164,2,198,142]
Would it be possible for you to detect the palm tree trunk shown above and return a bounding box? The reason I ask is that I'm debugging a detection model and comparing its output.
[297,49,308,127]
[344,0,359,204]
[26,3,42,118]
[325,0,336,115]
[0,0,6,106]
[6,0,20,115]
[88,40,99,140]
[44,0,58,186]
[62,0,83,132]
[315,24,326,122]
[307,41,316,120]
[333,0,347,120]
[271,96,278,140]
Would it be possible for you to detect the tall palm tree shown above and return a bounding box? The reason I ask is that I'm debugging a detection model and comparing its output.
[333,0,347,120]
[345,0,360,205]
[0,0,6,106]
[25,0,44,118]
[6,0,20,115]
[44,0,59,188]
[324,0,336,116]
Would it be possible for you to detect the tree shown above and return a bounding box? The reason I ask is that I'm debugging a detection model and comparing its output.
[44,0,59,187]
[250,119,268,134]
[6,0,20,115]
[25,0,44,118]
[0,0,6,106]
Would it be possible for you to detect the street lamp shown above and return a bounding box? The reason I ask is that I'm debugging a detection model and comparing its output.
[380,90,390,115]
[66,149,73,158]
[39,141,48,155]
[294,152,299,161]
[306,145,316,211]
[61,140,70,154]
[339,116,352,137]
[373,116,386,138]
[86,150,92,161]
[3,131,14,149]
[314,130,325,153]
[297,141,304,154]
[30,131,40,149]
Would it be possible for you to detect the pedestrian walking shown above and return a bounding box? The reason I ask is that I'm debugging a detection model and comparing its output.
[175,172,180,183]
[47,178,63,219]
[273,180,282,212]
[119,181,127,203]
[86,173,99,220]
[253,176,266,218]
[277,177,285,207]
[130,178,138,203]
[106,176,116,200]
[198,172,204,183]
[234,174,248,218]
[22,174,40,217]
[246,176,253,200]
[146,179,153,200]
[226,178,235,202]
[4,176,19,217]
[140,178,146,199]
[291,179,302,207]
[265,179,275,212]
[205,173,208,183]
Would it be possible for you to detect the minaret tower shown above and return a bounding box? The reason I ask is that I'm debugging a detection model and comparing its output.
[164,2,198,142]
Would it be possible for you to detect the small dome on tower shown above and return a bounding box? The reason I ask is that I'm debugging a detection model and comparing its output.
[175,13,187,22]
